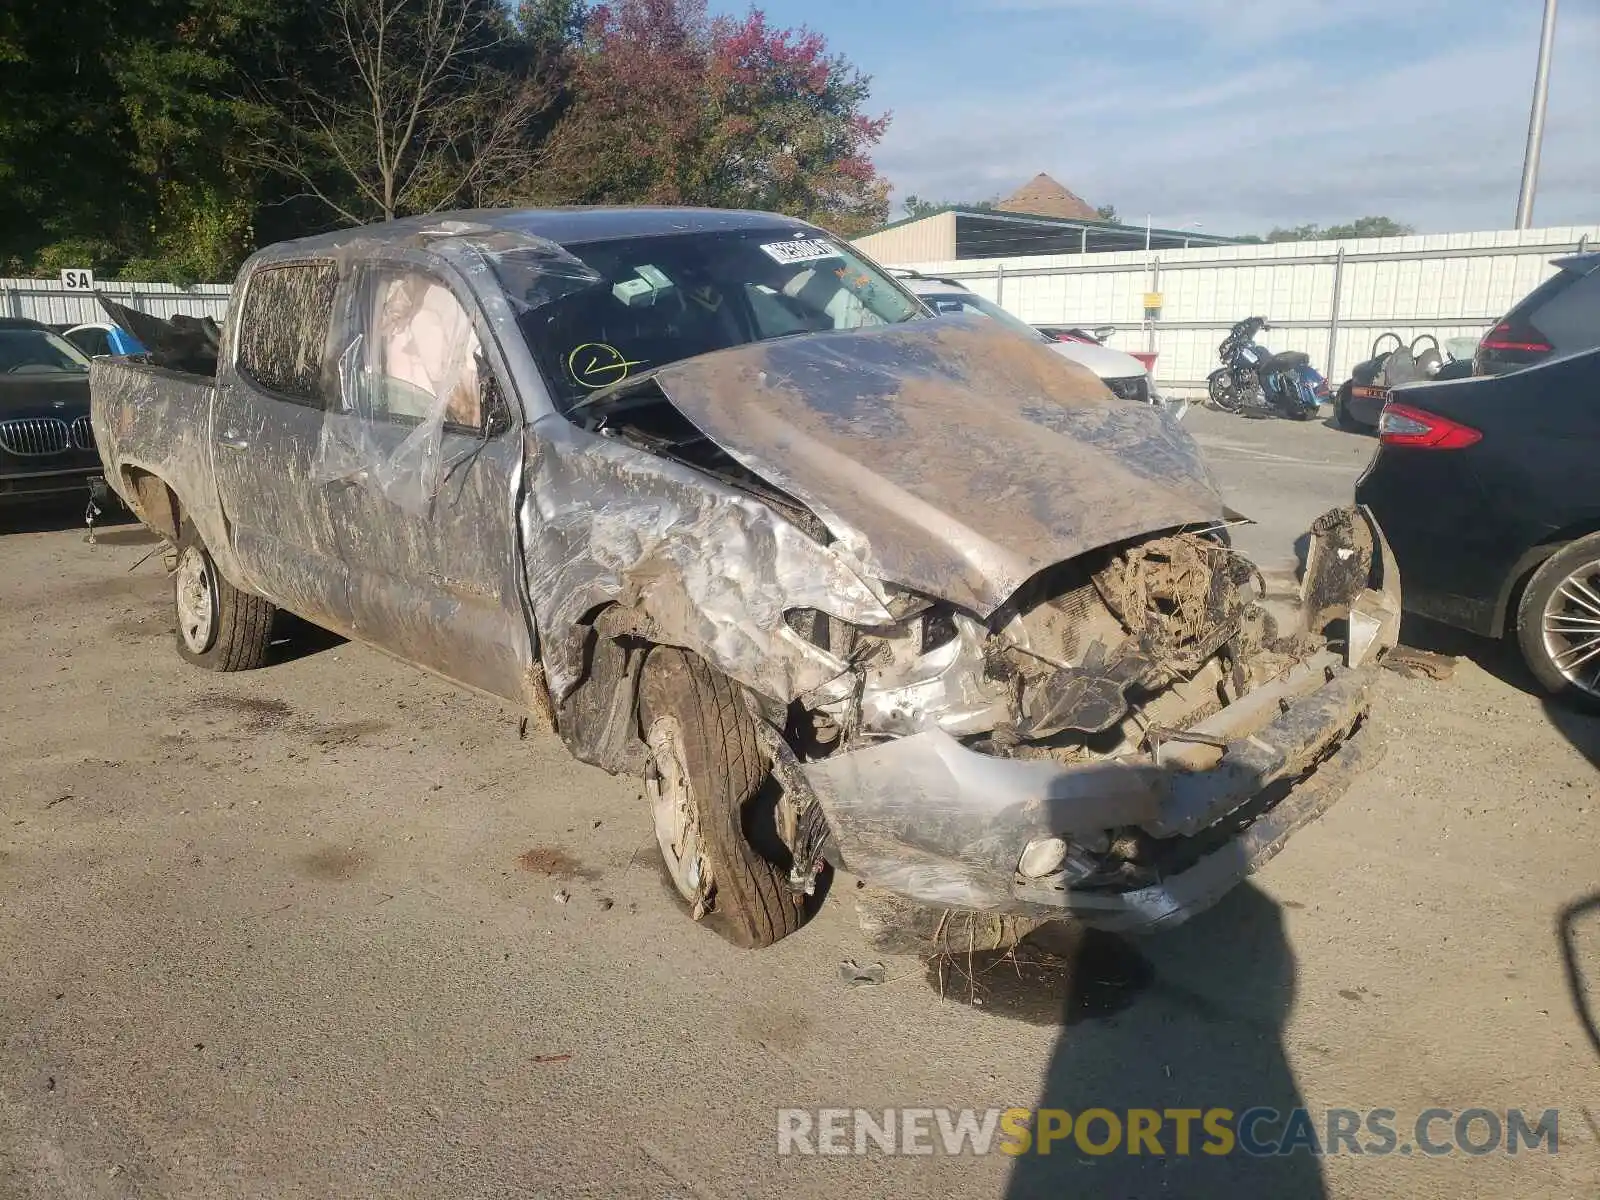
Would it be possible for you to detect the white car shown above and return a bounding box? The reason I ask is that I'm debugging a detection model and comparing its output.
[897,274,1186,419]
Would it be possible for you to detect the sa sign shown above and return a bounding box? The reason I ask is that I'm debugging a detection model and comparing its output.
[59,268,95,292]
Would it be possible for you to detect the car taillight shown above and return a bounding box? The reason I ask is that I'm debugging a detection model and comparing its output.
[1378,403,1482,450]
[1480,317,1552,354]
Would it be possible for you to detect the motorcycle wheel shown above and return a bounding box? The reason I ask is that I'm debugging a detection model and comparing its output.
[1207,369,1244,413]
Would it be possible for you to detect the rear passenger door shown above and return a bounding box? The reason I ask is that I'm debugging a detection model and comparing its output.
[213,259,354,635]
[319,261,533,703]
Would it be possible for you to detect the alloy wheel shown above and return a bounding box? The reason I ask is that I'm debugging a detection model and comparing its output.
[1541,558,1600,698]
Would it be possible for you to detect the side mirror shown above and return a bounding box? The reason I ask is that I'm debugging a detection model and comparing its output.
[479,360,515,438]
[1092,326,1115,342]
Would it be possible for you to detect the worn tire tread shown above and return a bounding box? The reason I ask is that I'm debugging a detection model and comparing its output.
[639,648,803,949]
[176,522,276,672]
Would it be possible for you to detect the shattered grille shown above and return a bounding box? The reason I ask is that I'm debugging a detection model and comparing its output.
[1103,375,1151,405]
[236,261,339,406]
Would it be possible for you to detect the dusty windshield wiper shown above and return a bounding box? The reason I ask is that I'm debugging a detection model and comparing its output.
[566,368,671,416]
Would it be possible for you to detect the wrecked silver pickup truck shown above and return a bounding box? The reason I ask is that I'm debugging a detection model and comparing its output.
[91,208,1399,950]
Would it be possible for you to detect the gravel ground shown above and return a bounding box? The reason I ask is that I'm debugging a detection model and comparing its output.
[1,412,1596,1199]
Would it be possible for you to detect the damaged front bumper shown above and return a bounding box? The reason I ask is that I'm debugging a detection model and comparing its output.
[799,507,1401,934]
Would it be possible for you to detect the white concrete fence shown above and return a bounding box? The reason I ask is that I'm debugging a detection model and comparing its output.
[870,225,1600,396]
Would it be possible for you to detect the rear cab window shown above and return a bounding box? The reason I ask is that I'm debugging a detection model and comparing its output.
[235,261,340,405]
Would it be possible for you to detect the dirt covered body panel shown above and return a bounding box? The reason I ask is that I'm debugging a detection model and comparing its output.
[646,316,1225,616]
[87,208,1398,939]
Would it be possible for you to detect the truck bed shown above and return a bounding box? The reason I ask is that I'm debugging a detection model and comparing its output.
[89,358,219,542]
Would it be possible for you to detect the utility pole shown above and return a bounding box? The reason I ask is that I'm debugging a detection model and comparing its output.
[1515,0,1559,230]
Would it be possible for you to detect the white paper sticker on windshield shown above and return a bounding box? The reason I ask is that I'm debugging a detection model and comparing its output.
[759,238,839,265]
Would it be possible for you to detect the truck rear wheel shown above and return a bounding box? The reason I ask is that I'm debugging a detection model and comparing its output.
[638,647,804,948]
[173,521,275,671]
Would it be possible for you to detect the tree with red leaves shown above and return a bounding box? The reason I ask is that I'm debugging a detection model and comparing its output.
[539,0,890,235]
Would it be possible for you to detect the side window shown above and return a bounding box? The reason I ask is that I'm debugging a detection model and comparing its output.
[365,270,493,432]
[236,262,338,405]
[68,328,110,358]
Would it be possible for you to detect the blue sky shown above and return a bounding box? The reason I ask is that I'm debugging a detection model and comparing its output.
[709,0,1599,236]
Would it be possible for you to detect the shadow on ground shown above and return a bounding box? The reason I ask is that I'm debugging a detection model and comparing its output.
[269,611,348,665]
[1398,613,1600,761]
[1558,892,1600,1063]
[1,494,136,537]
[1396,616,1600,1061]
[962,886,1327,1198]
[1398,613,1541,695]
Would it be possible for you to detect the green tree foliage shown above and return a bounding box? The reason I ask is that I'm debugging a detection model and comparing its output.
[539,0,890,236]
[237,0,561,225]
[1266,215,1415,242]
[1094,204,1117,222]
[0,0,891,279]
[0,0,288,281]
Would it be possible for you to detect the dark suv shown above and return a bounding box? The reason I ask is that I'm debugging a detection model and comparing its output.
[0,317,104,506]
[1475,251,1600,376]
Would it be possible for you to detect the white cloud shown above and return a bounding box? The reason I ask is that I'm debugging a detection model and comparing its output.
[876,9,1599,232]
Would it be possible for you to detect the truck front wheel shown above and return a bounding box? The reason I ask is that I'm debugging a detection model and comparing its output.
[173,521,276,671]
[638,647,805,948]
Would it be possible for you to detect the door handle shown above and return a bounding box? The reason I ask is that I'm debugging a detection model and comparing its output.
[216,432,250,450]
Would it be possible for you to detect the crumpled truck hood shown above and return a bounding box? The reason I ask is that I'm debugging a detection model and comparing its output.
[647,314,1225,616]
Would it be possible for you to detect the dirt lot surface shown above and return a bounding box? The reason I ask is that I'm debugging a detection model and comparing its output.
[2,412,1597,1199]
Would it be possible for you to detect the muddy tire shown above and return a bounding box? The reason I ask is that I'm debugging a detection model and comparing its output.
[173,521,275,671]
[638,647,804,948]
[1514,534,1600,713]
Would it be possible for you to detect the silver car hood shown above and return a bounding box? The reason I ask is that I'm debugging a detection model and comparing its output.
[644,315,1224,616]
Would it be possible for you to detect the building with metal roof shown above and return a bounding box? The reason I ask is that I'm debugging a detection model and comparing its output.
[851,196,1245,264]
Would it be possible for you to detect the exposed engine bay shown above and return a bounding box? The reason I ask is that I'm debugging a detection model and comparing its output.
[836,529,1302,758]
[552,320,1398,933]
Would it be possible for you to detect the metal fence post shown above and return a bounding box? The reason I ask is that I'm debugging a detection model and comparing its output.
[2,284,18,319]
[1325,248,1346,377]
[1147,257,1160,354]
[995,263,1007,308]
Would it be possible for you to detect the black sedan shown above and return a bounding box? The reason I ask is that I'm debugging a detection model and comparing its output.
[0,317,104,506]
[1355,346,1600,708]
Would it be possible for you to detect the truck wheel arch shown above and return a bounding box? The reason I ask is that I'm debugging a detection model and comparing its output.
[121,467,183,542]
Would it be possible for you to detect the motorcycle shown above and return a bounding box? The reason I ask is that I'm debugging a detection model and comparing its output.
[1206,317,1330,420]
